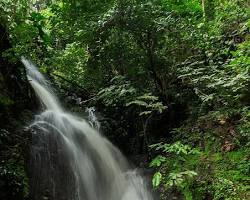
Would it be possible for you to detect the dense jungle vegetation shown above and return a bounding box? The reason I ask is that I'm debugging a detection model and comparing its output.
[0,0,250,199]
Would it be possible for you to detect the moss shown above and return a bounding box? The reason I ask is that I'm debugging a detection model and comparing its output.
[0,95,14,107]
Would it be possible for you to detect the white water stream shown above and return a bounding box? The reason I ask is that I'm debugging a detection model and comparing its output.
[21,57,153,200]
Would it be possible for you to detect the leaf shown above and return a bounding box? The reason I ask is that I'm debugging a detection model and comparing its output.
[139,110,152,116]
[152,172,162,188]
[30,12,45,21]
[149,142,163,149]
[126,100,148,107]
[149,155,167,167]
[184,171,197,177]
[137,93,158,101]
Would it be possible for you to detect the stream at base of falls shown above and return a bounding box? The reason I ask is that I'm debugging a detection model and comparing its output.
[21,57,154,200]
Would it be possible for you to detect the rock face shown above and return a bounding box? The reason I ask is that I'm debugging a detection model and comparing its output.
[28,126,77,200]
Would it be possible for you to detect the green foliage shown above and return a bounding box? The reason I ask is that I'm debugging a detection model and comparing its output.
[97,75,137,106]
[150,138,250,199]
[0,129,29,199]
[0,159,29,198]
[212,178,241,200]
[150,141,200,155]
[152,171,162,188]
[236,107,250,146]
[126,93,167,116]
[150,142,200,199]
[149,155,167,167]
[161,0,202,16]
[52,42,89,88]
[166,170,197,200]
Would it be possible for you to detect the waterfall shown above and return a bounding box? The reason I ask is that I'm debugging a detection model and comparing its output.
[86,107,101,132]
[21,57,153,200]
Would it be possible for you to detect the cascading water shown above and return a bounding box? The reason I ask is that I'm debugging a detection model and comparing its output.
[86,107,101,132]
[22,57,153,200]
